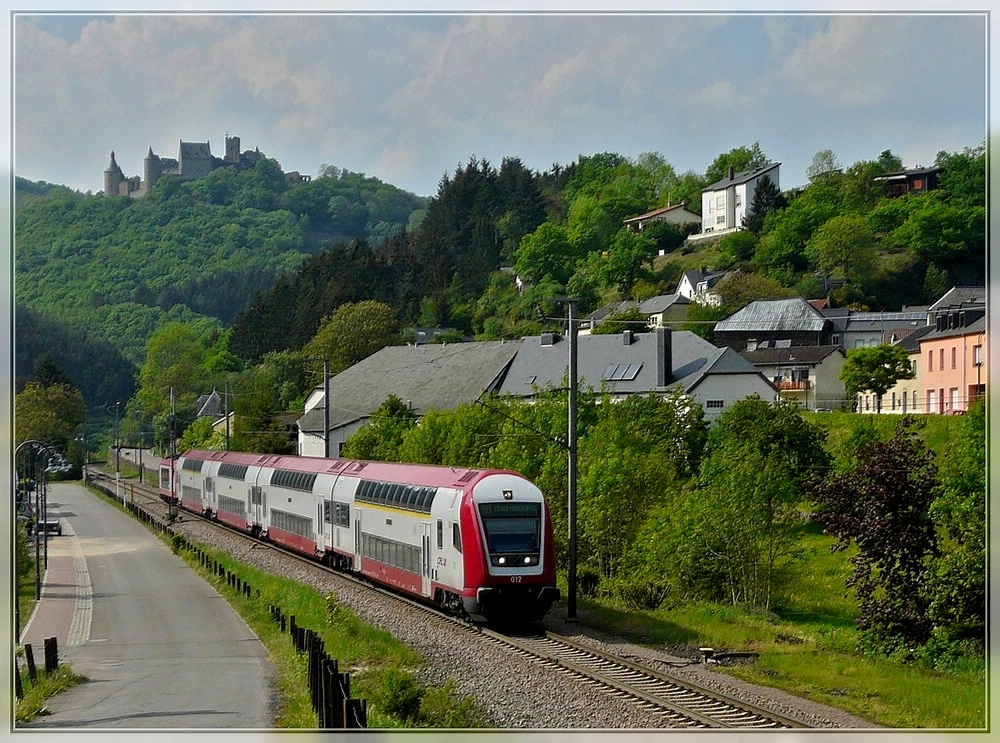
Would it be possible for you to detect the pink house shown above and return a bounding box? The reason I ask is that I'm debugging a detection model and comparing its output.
[919,310,986,414]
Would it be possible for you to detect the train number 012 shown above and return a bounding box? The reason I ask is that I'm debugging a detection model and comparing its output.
[510,576,522,583]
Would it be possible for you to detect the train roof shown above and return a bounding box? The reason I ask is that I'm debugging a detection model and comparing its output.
[174,449,525,490]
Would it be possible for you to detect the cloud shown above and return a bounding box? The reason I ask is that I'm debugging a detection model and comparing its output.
[778,14,985,110]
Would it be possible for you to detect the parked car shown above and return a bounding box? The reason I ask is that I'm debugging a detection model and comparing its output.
[38,518,62,536]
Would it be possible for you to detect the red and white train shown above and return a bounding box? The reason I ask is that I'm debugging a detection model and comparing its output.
[159,449,560,624]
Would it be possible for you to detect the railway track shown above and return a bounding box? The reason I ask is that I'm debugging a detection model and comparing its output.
[85,467,813,729]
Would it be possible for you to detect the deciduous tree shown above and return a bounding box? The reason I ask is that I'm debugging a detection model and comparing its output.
[840,344,914,413]
[812,417,938,655]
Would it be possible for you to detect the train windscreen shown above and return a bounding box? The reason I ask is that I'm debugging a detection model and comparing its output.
[478,501,541,555]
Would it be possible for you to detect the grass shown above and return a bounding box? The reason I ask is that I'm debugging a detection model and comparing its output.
[571,526,986,730]
[801,410,965,461]
[15,664,86,723]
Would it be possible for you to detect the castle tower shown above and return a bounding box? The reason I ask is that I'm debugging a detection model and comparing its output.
[225,135,240,164]
[143,147,161,192]
[104,151,123,196]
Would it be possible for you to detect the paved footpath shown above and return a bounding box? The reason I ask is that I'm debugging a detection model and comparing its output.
[19,516,92,656]
[15,481,277,731]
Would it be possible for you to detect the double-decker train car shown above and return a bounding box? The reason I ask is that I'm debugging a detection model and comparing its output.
[159,450,559,623]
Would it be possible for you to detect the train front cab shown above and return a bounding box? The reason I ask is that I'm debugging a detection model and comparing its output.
[462,475,559,624]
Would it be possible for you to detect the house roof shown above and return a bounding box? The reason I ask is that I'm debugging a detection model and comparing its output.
[739,345,845,366]
[638,293,690,314]
[496,328,769,399]
[920,313,987,343]
[196,390,223,418]
[873,166,944,182]
[715,298,829,333]
[928,286,986,311]
[623,204,699,224]
[702,162,780,192]
[297,340,521,433]
[834,311,927,333]
[893,325,935,352]
[584,294,690,324]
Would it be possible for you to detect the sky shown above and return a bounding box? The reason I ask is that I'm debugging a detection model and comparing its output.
[7,5,990,199]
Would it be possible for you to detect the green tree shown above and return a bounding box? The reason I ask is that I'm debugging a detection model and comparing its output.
[303,300,400,378]
[812,417,938,655]
[922,398,985,661]
[578,392,707,581]
[804,213,878,285]
[341,395,417,461]
[742,174,786,235]
[514,222,577,285]
[840,344,914,413]
[634,398,828,608]
[591,228,658,296]
[14,381,87,452]
[806,148,842,182]
[704,142,770,184]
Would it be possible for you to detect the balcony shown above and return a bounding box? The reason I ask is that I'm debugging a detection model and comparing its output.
[775,380,810,391]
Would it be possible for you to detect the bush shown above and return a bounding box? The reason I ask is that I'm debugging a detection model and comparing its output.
[577,567,601,598]
[374,668,424,722]
[612,577,671,611]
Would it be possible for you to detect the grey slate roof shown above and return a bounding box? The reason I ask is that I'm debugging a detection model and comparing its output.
[715,298,829,333]
[584,294,690,325]
[497,328,769,398]
[920,313,986,342]
[702,162,780,192]
[928,286,986,310]
[740,345,845,366]
[639,293,690,314]
[298,340,521,433]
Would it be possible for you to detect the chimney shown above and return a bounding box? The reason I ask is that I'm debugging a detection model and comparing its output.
[657,327,673,387]
[622,329,634,345]
[728,165,735,180]
[540,332,557,347]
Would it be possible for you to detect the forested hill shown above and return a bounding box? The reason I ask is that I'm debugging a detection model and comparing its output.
[13,160,428,399]
[14,143,985,412]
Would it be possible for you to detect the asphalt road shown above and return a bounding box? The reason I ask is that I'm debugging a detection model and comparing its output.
[18,481,276,730]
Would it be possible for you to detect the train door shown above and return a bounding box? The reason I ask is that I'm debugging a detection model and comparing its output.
[315,501,325,554]
[249,485,264,525]
[352,507,363,572]
[204,475,216,514]
[420,522,432,596]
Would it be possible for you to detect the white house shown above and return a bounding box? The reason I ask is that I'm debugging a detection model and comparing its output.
[691,162,780,242]
[675,269,730,306]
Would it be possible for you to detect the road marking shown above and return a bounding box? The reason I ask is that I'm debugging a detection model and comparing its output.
[63,522,93,647]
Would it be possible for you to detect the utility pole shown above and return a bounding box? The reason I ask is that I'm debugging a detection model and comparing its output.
[324,359,331,459]
[566,298,579,622]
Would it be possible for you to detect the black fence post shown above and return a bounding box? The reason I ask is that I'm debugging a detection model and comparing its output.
[24,644,37,683]
[43,637,58,673]
[344,698,367,728]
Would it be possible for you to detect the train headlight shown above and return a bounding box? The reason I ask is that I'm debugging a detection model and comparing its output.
[524,556,531,564]
[498,556,506,565]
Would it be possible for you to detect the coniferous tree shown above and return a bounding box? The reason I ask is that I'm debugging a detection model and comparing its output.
[742,174,786,234]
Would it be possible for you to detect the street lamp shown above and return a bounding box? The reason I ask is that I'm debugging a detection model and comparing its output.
[12,440,63,636]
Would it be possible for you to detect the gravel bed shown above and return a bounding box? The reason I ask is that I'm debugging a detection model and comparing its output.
[164,509,877,731]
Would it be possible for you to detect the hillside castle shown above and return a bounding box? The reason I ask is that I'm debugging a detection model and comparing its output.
[103,135,310,197]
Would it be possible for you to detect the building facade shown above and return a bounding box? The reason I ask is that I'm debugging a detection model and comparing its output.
[691,163,780,241]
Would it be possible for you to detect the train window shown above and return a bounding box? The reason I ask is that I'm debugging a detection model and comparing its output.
[419,488,435,512]
[452,522,462,553]
[436,520,443,549]
[390,483,404,506]
[323,501,331,523]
